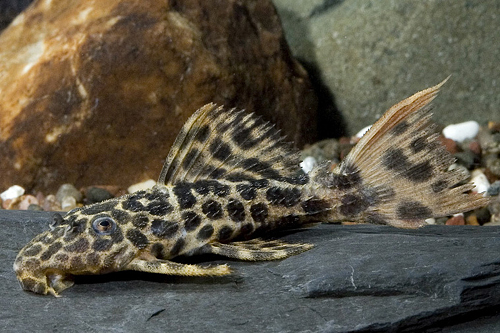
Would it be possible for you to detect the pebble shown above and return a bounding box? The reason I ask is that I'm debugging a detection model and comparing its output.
[0,185,25,201]
[127,179,156,194]
[355,125,372,138]
[475,207,492,224]
[453,151,477,170]
[470,169,490,194]
[18,195,39,210]
[487,181,500,196]
[61,196,78,211]
[446,214,465,225]
[56,184,82,203]
[300,156,317,173]
[439,137,459,154]
[485,155,500,177]
[42,194,61,211]
[465,214,479,226]
[442,121,480,142]
[86,187,114,204]
[27,204,43,211]
[425,218,436,225]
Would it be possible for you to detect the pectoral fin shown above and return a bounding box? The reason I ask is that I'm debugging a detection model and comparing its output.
[124,258,231,276]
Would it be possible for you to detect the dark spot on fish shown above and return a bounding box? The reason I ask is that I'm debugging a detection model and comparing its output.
[202,200,223,219]
[382,148,410,172]
[111,227,124,243]
[151,243,165,258]
[92,239,113,252]
[339,194,369,216]
[122,197,145,212]
[275,215,301,228]
[266,187,301,207]
[193,180,230,197]
[233,125,258,149]
[126,229,149,249]
[210,138,232,161]
[225,173,257,182]
[396,201,432,220]
[240,223,254,235]
[391,121,409,135]
[81,201,117,215]
[40,242,62,261]
[151,220,179,238]
[182,149,199,170]
[54,253,69,262]
[250,179,269,188]
[147,200,174,216]
[195,124,210,142]
[111,209,131,223]
[302,198,330,214]
[237,184,256,200]
[23,244,42,257]
[227,199,245,222]
[132,213,149,229]
[21,278,41,293]
[173,183,196,209]
[282,173,310,185]
[64,238,90,253]
[70,256,84,269]
[366,213,388,225]
[410,137,427,153]
[218,225,234,241]
[197,225,215,240]
[241,158,280,179]
[404,161,433,182]
[330,163,362,190]
[209,167,227,179]
[432,179,448,193]
[250,203,268,223]
[183,211,201,231]
[170,238,185,256]
[86,253,100,266]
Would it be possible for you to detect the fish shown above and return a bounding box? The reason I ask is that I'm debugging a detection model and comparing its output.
[14,80,489,296]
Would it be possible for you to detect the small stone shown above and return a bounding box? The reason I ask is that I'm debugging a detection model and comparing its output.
[439,136,459,154]
[487,181,500,196]
[300,156,317,174]
[355,125,372,138]
[27,204,43,211]
[485,155,500,177]
[488,121,500,132]
[470,169,490,194]
[0,185,25,201]
[465,214,479,226]
[85,187,114,204]
[56,184,82,203]
[127,179,156,194]
[18,195,39,210]
[468,141,482,156]
[425,218,436,225]
[41,194,61,211]
[446,214,465,225]
[475,207,492,225]
[442,121,480,142]
[453,151,477,170]
[61,196,77,211]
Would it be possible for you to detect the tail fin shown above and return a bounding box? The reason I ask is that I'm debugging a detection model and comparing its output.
[312,79,489,228]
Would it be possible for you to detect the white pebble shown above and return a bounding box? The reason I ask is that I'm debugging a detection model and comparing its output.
[1,185,25,201]
[425,218,436,225]
[61,196,77,211]
[470,169,490,194]
[128,179,156,193]
[442,121,480,142]
[355,125,372,138]
[300,156,317,173]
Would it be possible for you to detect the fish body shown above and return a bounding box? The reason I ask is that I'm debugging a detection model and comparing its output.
[14,80,489,296]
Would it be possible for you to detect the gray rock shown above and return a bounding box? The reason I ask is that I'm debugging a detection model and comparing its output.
[55,183,82,203]
[85,186,113,204]
[273,0,500,136]
[2,210,500,332]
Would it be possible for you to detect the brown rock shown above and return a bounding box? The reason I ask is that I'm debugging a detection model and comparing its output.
[446,214,465,226]
[439,136,459,154]
[0,0,317,192]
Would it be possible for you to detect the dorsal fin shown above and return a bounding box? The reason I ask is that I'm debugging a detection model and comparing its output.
[158,103,304,185]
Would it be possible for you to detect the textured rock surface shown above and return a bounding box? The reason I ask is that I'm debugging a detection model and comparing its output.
[0,0,317,192]
[273,0,500,137]
[2,210,500,332]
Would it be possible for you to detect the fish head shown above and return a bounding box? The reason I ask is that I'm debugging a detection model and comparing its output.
[14,198,140,296]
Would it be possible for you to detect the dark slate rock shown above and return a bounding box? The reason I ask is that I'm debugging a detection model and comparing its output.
[2,210,500,332]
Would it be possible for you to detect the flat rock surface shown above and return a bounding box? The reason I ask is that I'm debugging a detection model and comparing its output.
[2,210,500,332]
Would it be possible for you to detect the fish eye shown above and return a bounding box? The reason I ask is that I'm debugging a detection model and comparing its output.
[92,217,117,235]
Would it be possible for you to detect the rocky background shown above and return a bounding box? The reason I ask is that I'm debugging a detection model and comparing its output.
[273,0,500,137]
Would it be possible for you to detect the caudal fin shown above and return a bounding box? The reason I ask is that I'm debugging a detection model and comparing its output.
[312,79,489,228]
